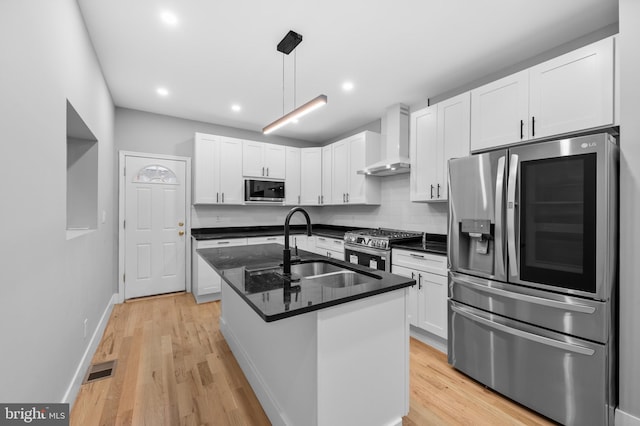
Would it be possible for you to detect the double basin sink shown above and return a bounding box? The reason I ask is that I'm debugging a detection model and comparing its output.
[248,260,381,289]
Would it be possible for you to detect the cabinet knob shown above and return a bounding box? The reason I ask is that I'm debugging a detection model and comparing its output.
[178,231,185,236]
[178,222,184,227]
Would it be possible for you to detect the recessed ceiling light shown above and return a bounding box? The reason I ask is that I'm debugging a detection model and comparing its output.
[156,87,169,97]
[160,10,178,27]
[231,104,241,112]
[342,81,354,91]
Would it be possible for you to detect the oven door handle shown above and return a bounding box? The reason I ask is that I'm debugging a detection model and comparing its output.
[344,244,387,257]
[450,302,595,356]
[506,154,519,277]
[450,272,596,314]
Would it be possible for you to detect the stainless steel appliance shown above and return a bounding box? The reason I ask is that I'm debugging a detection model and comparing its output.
[344,228,423,272]
[244,179,285,202]
[448,132,618,425]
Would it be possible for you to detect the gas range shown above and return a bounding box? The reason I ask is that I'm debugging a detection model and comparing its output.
[344,228,423,251]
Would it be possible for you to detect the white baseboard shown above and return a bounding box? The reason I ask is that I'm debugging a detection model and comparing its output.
[617,408,640,426]
[410,326,447,354]
[62,293,117,407]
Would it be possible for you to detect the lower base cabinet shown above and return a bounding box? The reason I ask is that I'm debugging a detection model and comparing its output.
[192,238,247,303]
[391,249,447,339]
[314,236,345,261]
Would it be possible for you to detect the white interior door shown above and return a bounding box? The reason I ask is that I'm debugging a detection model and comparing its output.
[124,155,187,299]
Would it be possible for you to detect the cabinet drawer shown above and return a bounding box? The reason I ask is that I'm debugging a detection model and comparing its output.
[247,236,284,245]
[392,249,446,276]
[315,236,344,251]
[197,238,247,249]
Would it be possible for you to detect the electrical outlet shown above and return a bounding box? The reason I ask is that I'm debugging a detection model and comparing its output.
[83,318,88,339]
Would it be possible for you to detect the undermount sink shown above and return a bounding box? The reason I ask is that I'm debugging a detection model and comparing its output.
[291,261,381,288]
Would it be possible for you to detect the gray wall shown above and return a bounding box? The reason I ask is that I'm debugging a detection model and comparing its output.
[618,0,640,423]
[0,0,115,403]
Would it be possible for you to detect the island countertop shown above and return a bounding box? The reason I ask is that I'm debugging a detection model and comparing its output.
[198,243,415,322]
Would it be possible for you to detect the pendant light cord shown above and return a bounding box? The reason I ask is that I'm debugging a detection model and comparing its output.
[294,49,297,109]
[282,54,285,115]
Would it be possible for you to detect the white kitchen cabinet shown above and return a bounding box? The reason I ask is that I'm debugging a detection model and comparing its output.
[409,105,438,202]
[193,133,243,205]
[331,131,381,205]
[321,145,333,205]
[315,236,345,261]
[436,92,471,201]
[285,147,301,205]
[471,37,614,152]
[192,237,247,303]
[392,249,447,339]
[528,37,614,139]
[242,141,286,179]
[410,93,470,202]
[470,70,529,152]
[389,264,419,327]
[291,234,315,253]
[300,147,323,205]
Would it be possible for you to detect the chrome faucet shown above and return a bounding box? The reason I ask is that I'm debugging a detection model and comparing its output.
[283,207,312,275]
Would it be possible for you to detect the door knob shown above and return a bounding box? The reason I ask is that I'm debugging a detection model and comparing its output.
[179,231,185,236]
[178,222,184,227]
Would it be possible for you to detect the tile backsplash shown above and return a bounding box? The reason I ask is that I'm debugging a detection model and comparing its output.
[191,173,447,234]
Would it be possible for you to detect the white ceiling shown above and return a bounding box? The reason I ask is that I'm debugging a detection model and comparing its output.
[77,0,618,143]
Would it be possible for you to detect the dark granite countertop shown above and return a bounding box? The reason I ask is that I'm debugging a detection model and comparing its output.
[392,233,448,256]
[192,224,352,241]
[198,243,414,322]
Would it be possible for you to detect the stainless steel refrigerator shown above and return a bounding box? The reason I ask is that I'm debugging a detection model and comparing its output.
[447,132,618,425]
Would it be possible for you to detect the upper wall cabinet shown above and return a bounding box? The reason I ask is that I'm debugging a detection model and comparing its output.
[242,141,286,179]
[410,92,470,202]
[300,147,323,205]
[471,37,615,152]
[193,133,244,204]
[321,145,333,205]
[331,131,381,205]
[285,147,301,205]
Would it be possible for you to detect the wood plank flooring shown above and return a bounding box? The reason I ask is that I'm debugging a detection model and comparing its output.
[71,293,554,425]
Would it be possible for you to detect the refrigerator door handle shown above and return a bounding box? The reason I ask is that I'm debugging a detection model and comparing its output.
[450,303,595,356]
[507,154,519,277]
[450,272,596,314]
[495,156,506,278]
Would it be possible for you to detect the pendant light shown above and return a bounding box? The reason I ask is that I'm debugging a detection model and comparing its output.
[263,30,327,135]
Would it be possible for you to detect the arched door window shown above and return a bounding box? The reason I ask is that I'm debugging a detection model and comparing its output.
[133,164,178,184]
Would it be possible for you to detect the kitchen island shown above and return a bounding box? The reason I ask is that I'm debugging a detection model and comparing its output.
[198,243,413,426]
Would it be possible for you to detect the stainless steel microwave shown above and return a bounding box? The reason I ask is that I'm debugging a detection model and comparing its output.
[244,179,285,202]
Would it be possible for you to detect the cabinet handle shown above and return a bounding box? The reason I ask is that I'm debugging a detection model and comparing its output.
[334,240,342,245]
[430,185,434,199]
[262,166,265,176]
[343,193,346,203]
[347,193,349,202]
[532,116,536,137]
[520,119,524,139]
[418,273,422,290]
[267,167,269,176]
[222,193,224,203]
[410,253,425,259]
[318,195,321,204]
[216,192,219,203]
[436,184,440,198]
[327,251,332,258]
[218,241,230,245]
[319,237,325,241]
[179,231,185,236]
[266,237,277,241]
[321,195,324,204]
[298,195,300,205]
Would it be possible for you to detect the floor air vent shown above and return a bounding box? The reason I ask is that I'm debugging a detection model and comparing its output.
[83,360,117,384]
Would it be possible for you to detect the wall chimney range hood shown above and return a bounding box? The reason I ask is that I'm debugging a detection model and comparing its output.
[357,104,410,176]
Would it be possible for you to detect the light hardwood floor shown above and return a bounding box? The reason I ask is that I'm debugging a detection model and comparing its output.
[71,293,554,425]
